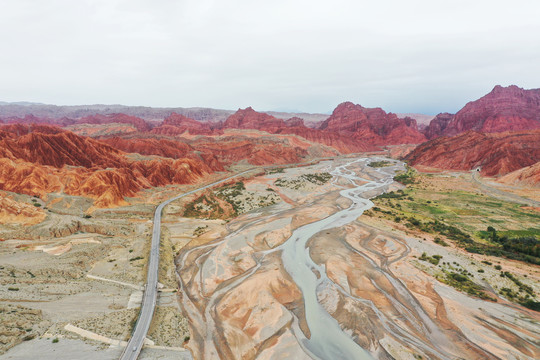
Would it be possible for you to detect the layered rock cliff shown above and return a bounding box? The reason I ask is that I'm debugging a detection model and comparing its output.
[319,102,427,145]
[424,85,540,138]
[406,130,540,177]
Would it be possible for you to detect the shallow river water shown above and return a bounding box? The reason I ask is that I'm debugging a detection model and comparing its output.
[279,158,403,360]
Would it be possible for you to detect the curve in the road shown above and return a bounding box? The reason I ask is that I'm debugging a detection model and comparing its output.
[119,170,253,360]
[119,157,347,360]
[471,171,540,207]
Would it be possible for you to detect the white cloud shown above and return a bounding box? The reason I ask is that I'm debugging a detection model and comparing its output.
[1,0,539,114]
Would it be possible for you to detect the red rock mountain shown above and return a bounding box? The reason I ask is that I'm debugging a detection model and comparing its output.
[273,126,372,153]
[220,106,421,152]
[405,130,540,177]
[319,102,426,145]
[150,113,215,135]
[0,125,213,207]
[0,126,127,168]
[423,113,454,140]
[219,107,368,152]
[498,162,540,187]
[285,117,305,127]
[76,113,151,132]
[100,137,224,171]
[424,85,540,138]
[223,107,286,131]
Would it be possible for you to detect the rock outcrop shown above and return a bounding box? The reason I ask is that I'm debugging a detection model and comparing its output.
[319,102,427,145]
[222,107,379,153]
[76,113,151,132]
[224,107,286,131]
[498,161,540,186]
[406,130,540,176]
[0,191,46,225]
[423,113,454,139]
[0,127,127,168]
[151,112,216,135]
[424,85,540,138]
[0,125,213,207]
[192,138,309,166]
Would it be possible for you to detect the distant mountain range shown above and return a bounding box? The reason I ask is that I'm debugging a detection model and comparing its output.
[0,101,435,128]
[1,85,539,204]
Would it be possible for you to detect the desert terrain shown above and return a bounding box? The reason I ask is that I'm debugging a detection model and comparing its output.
[174,158,540,360]
[0,85,539,359]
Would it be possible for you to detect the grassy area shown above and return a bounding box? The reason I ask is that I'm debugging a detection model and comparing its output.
[365,170,540,307]
[369,172,539,242]
[183,194,224,219]
[417,251,496,301]
[370,184,540,264]
[441,271,495,301]
[393,166,416,185]
[183,181,279,219]
[368,160,392,168]
[275,172,332,189]
[183,182,245,219]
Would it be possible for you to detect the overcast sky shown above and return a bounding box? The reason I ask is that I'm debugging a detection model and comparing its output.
[1,0,539,114]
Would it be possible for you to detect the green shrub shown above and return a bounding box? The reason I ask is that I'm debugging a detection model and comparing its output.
[368,160,392,168]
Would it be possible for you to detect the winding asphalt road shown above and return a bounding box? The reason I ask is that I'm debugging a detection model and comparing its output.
[119,170,253,360]
[119,157,338,359]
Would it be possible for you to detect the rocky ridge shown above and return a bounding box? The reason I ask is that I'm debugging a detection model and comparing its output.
[424,85,540,138]
[406,130,540,178]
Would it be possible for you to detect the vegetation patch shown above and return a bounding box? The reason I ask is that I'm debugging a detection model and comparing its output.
[441,271,495,301]
[393,166,416,184]
[183,181,279,219]
[266,168,284,174]
[368,160,392,168]
[367,170,539,309]
[419,252,442,265]
[469,227,540,265]
[498,270,539,311]
[193,225,209,236]
[275,172,332,189]
[369,172,539,265]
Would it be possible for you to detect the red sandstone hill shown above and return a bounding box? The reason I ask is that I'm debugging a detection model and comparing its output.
[223,107,286,131]
[0,123,65,136]
[424,85,540,139]
[0,114,72,126]
[0,125,127,168]
[423,113,454,140]
[99,133,320,167]
[273,126,372,153]
[405,130,540,177]
[220,107,375,153]
[285,117,305,127]
[76,113,151,132]
[319,102,427,145]
[192,138,309,166]
[0,125,213,207]
[498,162,540,187]
[151,112,216,136]
[99,136,224,171]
